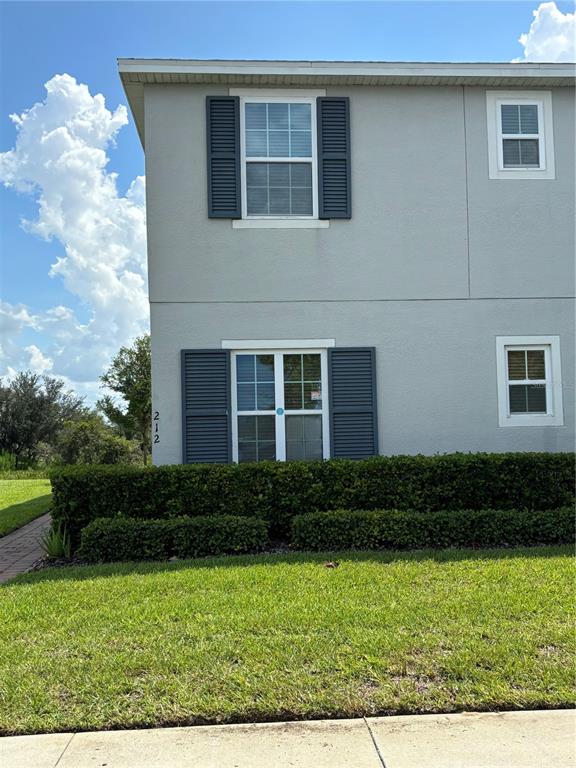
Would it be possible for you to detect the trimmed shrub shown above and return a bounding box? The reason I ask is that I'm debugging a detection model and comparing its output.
[51,452,575,549]
[172,516,268,559]
[79,515,269,563]
[291,507,574,551]
[79,518,175,563]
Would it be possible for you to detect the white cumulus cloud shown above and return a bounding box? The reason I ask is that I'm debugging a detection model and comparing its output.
[24,345,53,374]
[0,74,148,400]
[515,2,575,62]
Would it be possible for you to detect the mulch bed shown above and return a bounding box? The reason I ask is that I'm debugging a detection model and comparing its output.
[26,540,294,573]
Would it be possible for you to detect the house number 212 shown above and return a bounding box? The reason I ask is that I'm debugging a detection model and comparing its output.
[153,411,160,444]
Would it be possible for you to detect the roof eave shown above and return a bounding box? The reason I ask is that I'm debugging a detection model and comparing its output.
[117,59,576,149]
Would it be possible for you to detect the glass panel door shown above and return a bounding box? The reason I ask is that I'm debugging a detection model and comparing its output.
[232,350,328,463]
[282,352,323,461]
[285,414,323,460]
[235,354,276,463]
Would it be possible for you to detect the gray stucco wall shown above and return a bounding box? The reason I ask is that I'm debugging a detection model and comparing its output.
[464,87,575,298]
[143,82,575,465]
[151,298,574,464]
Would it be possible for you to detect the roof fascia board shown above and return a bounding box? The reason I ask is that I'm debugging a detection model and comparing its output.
[118,59,575,80]
[117,60,575,149]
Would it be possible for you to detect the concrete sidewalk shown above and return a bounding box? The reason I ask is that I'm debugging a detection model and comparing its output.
[1,710,574,768]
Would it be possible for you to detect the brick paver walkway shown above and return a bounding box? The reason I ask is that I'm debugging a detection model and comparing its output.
[0,513,51,583]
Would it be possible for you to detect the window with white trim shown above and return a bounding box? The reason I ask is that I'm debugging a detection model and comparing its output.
[240,96,318,219]
[496,336,564,427]
[500,103,541,168]
[231,349,329,461]
[486,91,555,180]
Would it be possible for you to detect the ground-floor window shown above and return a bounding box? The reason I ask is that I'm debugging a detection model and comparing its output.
[496,336,564,427]
[231,349,330,462]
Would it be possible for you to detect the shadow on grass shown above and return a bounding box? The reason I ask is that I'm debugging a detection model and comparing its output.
[0,494,52,537]
[7,543,573,587]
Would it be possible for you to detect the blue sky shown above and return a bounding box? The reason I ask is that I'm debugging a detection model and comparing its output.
[0,1,574,400]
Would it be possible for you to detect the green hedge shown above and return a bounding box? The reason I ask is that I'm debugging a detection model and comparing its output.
[79,518,174,562]
[51,452,575,547]
[291,507,574,551]
[79,506,572,563]
[79,515,269,563]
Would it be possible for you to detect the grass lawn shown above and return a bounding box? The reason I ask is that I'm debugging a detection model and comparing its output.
[0,546,573,735]
[0,479,52,537]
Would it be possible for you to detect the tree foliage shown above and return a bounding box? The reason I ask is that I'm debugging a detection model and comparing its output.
[0,372,86,465]
[55,416,141,466]
[97,334,151,464]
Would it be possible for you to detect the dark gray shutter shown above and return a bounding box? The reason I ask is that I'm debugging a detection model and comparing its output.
[328,348,378,458]
[181,350,231,463]
[317,97,351,219]
[206,96,241,218]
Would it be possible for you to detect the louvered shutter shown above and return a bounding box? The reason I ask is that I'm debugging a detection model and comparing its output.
[328,348,378,458]
[206,96,241,218]
[317,97,351,219]
[181,350,231,463]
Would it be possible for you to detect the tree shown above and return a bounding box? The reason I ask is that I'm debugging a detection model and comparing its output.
[55,416,140,465]
[97,334,151,464]
[0,372,86,465]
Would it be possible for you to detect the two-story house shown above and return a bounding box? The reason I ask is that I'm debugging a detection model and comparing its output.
[118,59,575,465]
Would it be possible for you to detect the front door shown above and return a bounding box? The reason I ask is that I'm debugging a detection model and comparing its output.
[231,349,329,462]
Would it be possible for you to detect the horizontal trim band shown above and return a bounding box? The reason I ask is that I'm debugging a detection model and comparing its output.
[221,339,336,349]
[151,296,575,305]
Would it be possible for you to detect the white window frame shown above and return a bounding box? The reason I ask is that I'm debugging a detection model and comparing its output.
[233,89,329,229]
[496,336,563,427]
[486,91,555,180]
[230,348,330,462]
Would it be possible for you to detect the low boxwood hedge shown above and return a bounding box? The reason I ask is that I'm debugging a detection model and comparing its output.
[172,515,268,559]
[79,515,269,563]
[79,518,174,563]
[52,452,575,548]
[291,507,574,551]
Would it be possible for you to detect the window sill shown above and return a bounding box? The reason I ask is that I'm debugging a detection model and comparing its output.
[232,219,330,229]
[490,168,555,180]
[490,168,556,181]
[498,415,564,428]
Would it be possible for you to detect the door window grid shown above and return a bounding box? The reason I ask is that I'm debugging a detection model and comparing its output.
[286,414,323,461]
[283,353,323,410]
[237,415,276,462]
[231,350,329,462]
[236,353,275,411]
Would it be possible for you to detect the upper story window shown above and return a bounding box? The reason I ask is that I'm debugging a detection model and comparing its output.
[241,97,317,219]
[486,91,555,180]
[500,103,541,167]
[207,91,351,227]
[496,336,564,427]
